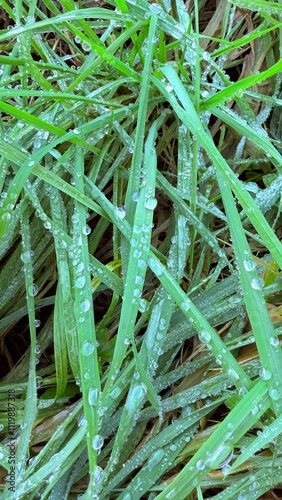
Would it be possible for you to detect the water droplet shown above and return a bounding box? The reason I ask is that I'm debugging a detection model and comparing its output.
[134,249,142,258]
[73,128,80,135]
[82,41,91,51]
[222,464,231,475]
[196,460,205,470]
[149,258,163,277]
[149,3,162,14]
[165,84,173,93]
[270,336,279,346]
[148,448,165,471]
[1,212,11,221]
[82,341,95,356]
[92,434,104,451]
[116,206,126,219]
[269,388,279,400]
[77,262,85,273]
[21,251,30,263]
[120,492,132,500]
[138,259,147,269]
[227,367,239,380]
[35,319,41,328]
[82,225,91,235]
[28,284,38,297]
[145,197,157,210]
[243,259,255,272]
[75,276,85,289]
[259,368,272,380]
[139,299,147,312]
[132,192,139,202]
[88,388,99,406]
[35,345,41,355]
[91,465,103,485]
[198,331,211,343]
[180,300,190,312]
[251,277,264,290]
[80,299,90,312]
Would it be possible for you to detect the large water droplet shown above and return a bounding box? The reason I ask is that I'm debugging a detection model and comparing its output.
[180,300,190,312]
[138,259,147,269]
[149,3,162,14]
[269,388,279,400]
[243,259,255,272]
[75,276,86,289]
[28,284,38,297]
[196,460,205,470]
[120,492,132,500]
[91,465,103,485]
[149,258,163,277]
[21,251,31,263]
[251,277,264,290]
[199,331,211,343]
[227,367,239,380]
[259,368,272,380]
[145,197,157,210]
[92,434,104,451]
[80,299,90,312]
[270,336,279,346]
[88,388,99,406]
[147,448,165,471]
[116,206,126,219]
[82,341,95,356]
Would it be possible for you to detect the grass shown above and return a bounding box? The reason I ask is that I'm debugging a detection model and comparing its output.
[0,0,282,498]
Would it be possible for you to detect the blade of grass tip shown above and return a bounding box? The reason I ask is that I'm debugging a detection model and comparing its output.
[0,8,133,42]
[156,172,230,270]
[0,141,105,240]
[153,66,282,269]
[230,413,282,472]
[211,105,282,173]
[21,401,83,479]
[148,253,253,390]
[59,0,104,46]
[124,13,158,227]
[211,20,282,59]
[10,208,37,489]
[71,140,101,497]
[50,189,80,387]
[10,426,86,499]
[131,341,161,413]
[104,398,226,495]
[0,100,138,238]
[53,285,69,399]
[66,20,144,92]
[115,0,138,44]
[217,168,282,415]
[201,58,282,112]
[102,114,164,397]
[232,0,282,13]
[155,380,270,500]
[188,0,200,277]
[2,147,123,299]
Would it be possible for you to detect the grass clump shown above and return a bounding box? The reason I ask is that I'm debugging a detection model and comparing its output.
[0,0,282,498]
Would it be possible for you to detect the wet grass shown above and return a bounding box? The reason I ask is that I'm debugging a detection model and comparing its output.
[0,0,282,498]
